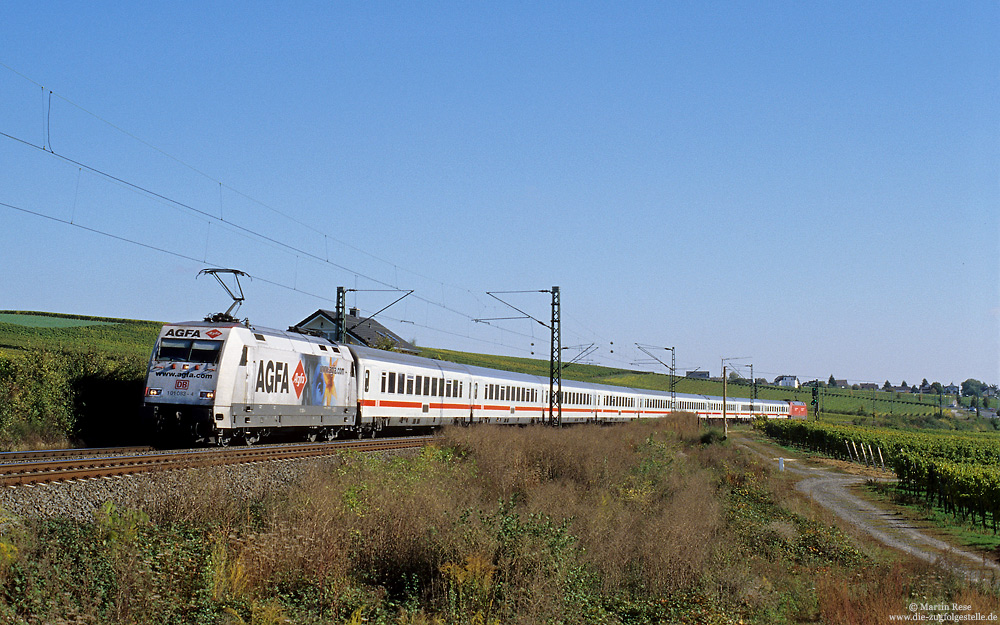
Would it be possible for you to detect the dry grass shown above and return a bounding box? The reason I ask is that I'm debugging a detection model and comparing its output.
[5,416,1000,623]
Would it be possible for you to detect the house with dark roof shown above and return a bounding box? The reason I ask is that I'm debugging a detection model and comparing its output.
[295,308,417,354]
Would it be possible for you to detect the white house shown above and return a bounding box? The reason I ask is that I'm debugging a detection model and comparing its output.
[774,375,800,388]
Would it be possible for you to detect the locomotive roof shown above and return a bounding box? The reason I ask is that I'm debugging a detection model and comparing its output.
[165,320,337,346]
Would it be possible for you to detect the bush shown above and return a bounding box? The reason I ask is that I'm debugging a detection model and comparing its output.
[0,348,145,448]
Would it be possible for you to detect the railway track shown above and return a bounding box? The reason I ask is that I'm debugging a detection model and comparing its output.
[0,446,155,463]
[0,437,433,487]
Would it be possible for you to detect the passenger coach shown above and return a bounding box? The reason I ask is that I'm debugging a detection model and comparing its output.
[144,319,795,446]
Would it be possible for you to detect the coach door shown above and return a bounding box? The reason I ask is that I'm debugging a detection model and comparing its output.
[242,346,255,409]
[470,383,477,424]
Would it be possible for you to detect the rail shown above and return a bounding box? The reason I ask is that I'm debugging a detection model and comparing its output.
[0,437,433,487]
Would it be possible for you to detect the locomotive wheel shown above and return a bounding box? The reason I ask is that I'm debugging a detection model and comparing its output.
[242,429,261,446]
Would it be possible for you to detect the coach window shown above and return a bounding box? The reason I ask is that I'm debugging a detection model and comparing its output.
[365,370,370,393]
[446,381,452,398]
[407,376,414,395]
[431,378,438,397]
[387,372,396,394]
[423,376,430,395]
[415,376,422,395]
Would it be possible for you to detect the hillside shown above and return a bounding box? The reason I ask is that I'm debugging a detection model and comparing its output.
[0,311,952,423]
[0,311,162,359]
[419,346,951,422]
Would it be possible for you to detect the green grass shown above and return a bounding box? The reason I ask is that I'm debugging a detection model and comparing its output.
[0,311,162,359]
[0,312,116,328]
[2,419,974,624]
[419,347,948,419]
[0,311,954,433]
[865,481,1000,555]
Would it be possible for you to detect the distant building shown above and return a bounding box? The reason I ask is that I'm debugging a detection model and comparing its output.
[859,383,878,391]
[943,383,960,395]
[686,371,710,379]
[774,375,800,388]
[833,379,849,389]
[295,308,417,354]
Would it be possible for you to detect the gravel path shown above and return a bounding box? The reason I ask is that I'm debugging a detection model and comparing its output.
[735,433,1000,583]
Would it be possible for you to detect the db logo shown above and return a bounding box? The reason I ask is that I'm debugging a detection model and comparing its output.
[206,329,222,338]
[175,380,190,390]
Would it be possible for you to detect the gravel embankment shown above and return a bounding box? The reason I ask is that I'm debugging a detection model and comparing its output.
[0,452,391,522]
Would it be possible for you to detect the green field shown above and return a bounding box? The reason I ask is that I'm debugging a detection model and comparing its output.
[419,347,952,422]
[0,311,963,448]
[0,312,115,327]
[0,311,955,418]
[0,310,162,359]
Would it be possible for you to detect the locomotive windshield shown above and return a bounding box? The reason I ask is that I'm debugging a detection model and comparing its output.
[157,338,223,364]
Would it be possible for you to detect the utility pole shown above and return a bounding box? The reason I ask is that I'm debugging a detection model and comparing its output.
[333,287,413,344]
[669,346,676,410]
[477,287,562,426]
[723,365,728,437]
[335,286,346,343]
[549,286,562,426]
[721,356,750,432]
[635,344,676,410]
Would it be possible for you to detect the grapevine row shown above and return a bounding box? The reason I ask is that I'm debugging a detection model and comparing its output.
[762,420,1000,531]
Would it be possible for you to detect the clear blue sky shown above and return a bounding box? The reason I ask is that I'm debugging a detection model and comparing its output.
[2,1,997,387]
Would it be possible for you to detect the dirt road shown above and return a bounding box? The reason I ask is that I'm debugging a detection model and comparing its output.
[735,432,1000,582]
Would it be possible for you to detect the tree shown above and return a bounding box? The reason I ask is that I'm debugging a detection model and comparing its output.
[930,382,943,394]
[828,375,837,387]
[883,380,892,391]
[371,336,399,352]
[962,379,985,398]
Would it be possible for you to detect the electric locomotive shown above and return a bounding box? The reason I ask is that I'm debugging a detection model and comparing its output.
[143,320,358,446]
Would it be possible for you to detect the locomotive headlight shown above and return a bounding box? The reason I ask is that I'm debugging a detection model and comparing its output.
[146,388,162,397]
[200,390,215,400]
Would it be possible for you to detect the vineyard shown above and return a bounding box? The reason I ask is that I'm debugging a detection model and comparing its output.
[763,420,1000,532]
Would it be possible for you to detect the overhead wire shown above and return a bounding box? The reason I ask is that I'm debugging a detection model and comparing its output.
[0,62,626,363]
